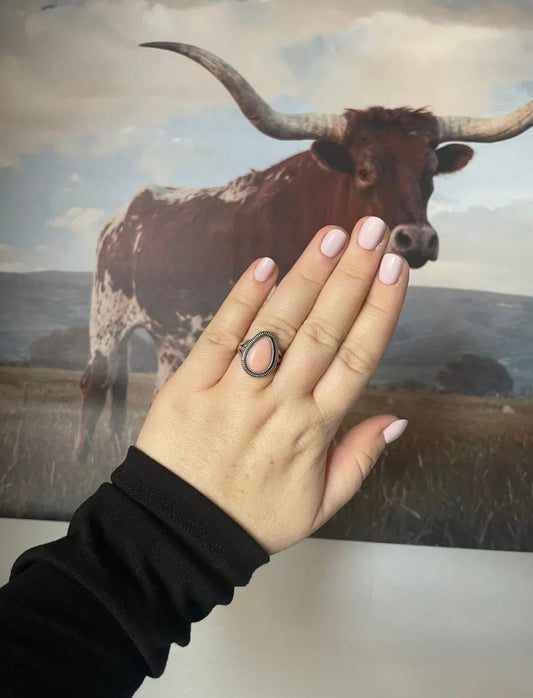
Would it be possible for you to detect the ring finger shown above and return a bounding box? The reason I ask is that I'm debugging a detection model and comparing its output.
[224,222,353,386]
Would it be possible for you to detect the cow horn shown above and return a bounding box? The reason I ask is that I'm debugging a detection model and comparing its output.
[436,101,533,143]
[140,42,347,142]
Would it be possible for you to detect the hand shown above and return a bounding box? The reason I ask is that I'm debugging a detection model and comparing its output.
[136,216,409,555]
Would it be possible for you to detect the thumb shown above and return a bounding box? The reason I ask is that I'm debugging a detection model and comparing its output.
[312,415,408,532]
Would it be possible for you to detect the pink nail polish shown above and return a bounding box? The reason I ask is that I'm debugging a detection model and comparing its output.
[379,253,403,285]
[383,419,408,444]
[358,216,386,250]
[254,257,275,282]
[320,228,347,258]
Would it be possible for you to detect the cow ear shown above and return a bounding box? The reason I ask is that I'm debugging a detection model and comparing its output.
[435,144,474,174]
[311,140,354,174]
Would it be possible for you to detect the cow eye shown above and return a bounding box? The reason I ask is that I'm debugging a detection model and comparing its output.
[359,168,369,179]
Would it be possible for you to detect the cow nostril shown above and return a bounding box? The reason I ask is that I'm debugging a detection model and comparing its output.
[394,230,413,250]
[428,233,438,251]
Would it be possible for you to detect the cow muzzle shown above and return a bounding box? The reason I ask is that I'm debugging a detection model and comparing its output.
[389,224,439,269]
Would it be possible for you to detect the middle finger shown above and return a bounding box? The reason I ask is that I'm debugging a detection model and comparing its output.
[273,216,389,394]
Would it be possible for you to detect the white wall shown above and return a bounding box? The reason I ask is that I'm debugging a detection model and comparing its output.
[1,517,532,697]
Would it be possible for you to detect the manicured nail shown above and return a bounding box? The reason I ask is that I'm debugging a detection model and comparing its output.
[320,228,348,258]
[254,257,276,282]
[379,253,404,284]
[383,419,408,444]
[358,216,387,250]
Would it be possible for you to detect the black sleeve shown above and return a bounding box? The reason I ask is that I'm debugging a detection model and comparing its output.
[0,446,270,698]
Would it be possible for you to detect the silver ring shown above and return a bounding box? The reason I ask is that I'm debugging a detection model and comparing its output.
[238,330,282,378]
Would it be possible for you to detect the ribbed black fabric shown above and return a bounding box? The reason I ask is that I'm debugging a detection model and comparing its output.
[0,446,269,697]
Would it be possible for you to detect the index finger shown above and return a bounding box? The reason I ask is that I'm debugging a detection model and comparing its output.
[182,256,278,388]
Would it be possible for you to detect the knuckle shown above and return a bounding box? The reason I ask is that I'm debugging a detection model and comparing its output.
[336,343,376,378]
[258,313,298,345]
[338,261,366,285]
[296,268,323,291]
[354,448,376,481]
[203,327,241,350]
[304,319,342,350]
[364,299,388,320]
[232,295,260,316]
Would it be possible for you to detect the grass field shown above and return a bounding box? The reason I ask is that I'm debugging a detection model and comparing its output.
[1,366,532,551]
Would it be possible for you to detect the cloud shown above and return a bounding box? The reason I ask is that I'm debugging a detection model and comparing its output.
[414,198,533,296]
[0,234,96,272]
[0,242,33,272]
[70,172,81,182]
[48,206,107,245]
[0,1,532,167]
[137,132,220,182]
[279,14,533,114]
[277,0,533,30]
[0,261,30,272]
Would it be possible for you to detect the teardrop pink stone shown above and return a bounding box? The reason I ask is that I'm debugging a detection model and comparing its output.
[246,335,274,374]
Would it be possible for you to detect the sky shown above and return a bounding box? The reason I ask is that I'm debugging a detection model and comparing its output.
[0,0,532,295]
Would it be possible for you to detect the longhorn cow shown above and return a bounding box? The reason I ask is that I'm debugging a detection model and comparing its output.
[74,42,533,459]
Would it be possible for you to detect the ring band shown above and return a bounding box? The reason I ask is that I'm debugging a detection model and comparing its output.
[238,330,282,378]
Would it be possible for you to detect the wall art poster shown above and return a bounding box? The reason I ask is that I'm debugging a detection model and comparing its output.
[1,0,532,552]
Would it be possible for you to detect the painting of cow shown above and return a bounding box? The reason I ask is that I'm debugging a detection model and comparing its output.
[74,42,533,460]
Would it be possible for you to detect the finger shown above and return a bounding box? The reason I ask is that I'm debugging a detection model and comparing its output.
[313,253,408,419]
[273,216,389,394]
[182,257,278,388]
[223,223,350,387]
[311,415,408,533]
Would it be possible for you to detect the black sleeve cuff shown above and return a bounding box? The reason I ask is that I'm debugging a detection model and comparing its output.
[8,446,270,683]
[112,446,269,582]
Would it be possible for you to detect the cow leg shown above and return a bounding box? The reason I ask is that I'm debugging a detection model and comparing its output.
[74,350,112,461]
[152,315,211,395]
[154,343,182,394]
[109,338,129,455]
[75,318,140,461]
[75,341,135,461]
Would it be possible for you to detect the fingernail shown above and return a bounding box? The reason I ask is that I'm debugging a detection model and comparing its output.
[358,216,387,250]
[383,419,408,444]
[379,253,404,284]
[254,257,276,282]
[320,228,348,258]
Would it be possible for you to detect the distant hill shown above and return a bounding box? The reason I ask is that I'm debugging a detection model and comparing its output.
[0,271,92,360]
[1,271,532,395]
[375,286,533,395]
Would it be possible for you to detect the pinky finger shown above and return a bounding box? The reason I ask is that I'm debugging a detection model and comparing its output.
[310,415,408,533]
